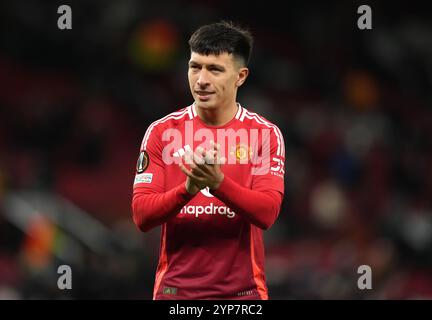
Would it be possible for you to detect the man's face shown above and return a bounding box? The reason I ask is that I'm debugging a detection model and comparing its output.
[188,52,247,110]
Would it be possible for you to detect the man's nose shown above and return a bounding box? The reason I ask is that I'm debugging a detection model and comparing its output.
[197,70,210,87]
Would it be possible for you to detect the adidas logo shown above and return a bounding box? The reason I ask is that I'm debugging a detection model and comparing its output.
[173,144,193,158]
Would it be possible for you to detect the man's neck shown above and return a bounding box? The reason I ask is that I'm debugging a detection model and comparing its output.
[196,101,239,127]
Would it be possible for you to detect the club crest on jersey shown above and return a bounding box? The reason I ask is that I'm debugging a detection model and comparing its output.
[136,151,149,173]
[229,143,252,163]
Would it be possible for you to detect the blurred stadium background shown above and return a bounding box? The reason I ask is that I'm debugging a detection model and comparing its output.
[1,0,432,299]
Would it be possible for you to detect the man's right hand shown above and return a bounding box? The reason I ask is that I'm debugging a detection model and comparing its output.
[180,148,207,195]
[184,176,204,195]
[179,142,226,195]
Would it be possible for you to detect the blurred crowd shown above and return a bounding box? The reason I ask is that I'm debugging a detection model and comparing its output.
[1,1,432,299]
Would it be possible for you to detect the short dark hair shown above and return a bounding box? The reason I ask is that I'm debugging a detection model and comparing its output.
[188,21,254,66]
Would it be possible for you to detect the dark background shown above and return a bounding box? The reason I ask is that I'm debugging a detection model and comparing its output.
[0,0,432,299]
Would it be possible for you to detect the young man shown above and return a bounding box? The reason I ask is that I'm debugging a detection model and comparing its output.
[132,21,285,300]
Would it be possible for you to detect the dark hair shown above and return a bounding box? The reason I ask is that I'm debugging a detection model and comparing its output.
[188,21,254,66]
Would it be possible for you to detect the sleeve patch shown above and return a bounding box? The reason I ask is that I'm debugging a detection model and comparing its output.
[136,151,149,173]
[134,173,153,184]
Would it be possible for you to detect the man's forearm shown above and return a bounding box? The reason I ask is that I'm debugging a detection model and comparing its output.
[132,183,194,232]
[210,175,283,230]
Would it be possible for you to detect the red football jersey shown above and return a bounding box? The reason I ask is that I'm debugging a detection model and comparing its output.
[132,103,285,300]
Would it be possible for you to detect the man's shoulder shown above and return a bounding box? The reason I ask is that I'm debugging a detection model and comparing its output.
[239,107,281,130]
[148,105,193,131]
[240,106,285,157]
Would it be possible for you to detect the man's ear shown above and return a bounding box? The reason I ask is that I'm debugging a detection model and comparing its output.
[236,68,249,87]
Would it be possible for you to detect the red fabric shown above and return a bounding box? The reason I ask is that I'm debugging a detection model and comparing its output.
[211,175,283,230]
[132,183,194,232]
[131,104,285,299]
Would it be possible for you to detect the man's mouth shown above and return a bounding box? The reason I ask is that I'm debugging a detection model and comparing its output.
[195,91,214,101]
[195,91,214,96]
